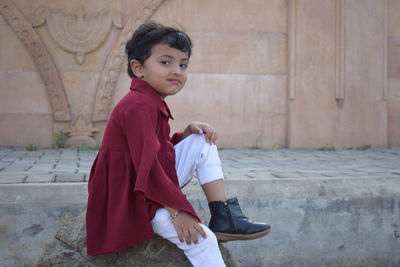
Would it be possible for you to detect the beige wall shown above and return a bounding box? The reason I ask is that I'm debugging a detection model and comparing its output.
[0,0,53,146]
[388,0,400,146]
[288,0,390,148]
[0,0,399,148]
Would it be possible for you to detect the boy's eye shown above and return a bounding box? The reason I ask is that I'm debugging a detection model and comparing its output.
[180,63,188,69]
[161,60,170,65]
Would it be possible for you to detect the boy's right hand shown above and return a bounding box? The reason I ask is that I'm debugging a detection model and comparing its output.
[171,211,207,245]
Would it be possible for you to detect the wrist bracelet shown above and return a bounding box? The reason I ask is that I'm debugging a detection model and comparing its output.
[170,211,180,222]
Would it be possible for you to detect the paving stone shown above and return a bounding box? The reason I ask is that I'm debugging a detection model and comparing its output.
[1,158,19,162]
[54,174,85,182]
[16,160,37,164]
[1,146,400,184]
[244,173,277,179]
[271,172,305,178]
[27,167,53,173]
[52,170,78,174]
[2,166,31,172]
[0,174,27,183]
[25,174,54,183]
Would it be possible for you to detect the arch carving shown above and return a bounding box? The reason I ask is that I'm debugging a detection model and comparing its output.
[0,0,71,121]
[31,4,123,65]
[91,0,165,122]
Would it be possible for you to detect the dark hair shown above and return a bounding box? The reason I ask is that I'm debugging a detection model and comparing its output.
[125,22,193,78]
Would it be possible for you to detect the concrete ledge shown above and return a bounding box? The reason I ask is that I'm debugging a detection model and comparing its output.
[1,177,399,266]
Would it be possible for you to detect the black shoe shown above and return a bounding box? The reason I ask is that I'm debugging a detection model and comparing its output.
[208,197,271,242]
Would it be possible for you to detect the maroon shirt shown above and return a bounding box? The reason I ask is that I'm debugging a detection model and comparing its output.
[86,79,200,255]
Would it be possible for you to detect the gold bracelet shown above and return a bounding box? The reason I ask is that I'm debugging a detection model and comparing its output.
[169,211,180,222]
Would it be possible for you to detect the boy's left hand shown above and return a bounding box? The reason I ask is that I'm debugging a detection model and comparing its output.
[183,122,217,144]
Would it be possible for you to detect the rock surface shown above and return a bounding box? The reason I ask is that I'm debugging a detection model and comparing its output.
[36,213,242,267]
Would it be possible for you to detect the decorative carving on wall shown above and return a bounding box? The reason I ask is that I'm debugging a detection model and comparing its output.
[0,0,71,121]
[64,115,98,147]
[91,0,165,122]
[31,4,123,65]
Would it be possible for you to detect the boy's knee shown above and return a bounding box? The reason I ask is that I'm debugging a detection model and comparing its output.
[187,133,207,146]
[200,225,218,246]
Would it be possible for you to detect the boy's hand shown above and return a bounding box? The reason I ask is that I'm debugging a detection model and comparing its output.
[171,211,207,245]
[183,122,217,144]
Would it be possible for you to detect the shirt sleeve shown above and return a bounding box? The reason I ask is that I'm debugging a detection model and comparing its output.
[124,105,200,221]
[170,132,184,145]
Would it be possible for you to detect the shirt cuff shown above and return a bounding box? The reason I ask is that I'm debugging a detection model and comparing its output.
[170,132,184,145]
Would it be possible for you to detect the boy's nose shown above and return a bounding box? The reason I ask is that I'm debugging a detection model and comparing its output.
[172,64,182,75]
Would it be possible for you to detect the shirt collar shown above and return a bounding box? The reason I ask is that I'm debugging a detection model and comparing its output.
[130,79,174,119]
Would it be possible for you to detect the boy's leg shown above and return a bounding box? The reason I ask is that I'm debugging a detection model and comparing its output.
[174,134,271,242]
[174,134,224,188]
[201,179,226,202]
[149,134,226,266]
[151,208,226,267]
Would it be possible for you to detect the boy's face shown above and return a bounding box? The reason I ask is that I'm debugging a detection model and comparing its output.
[131,43,189,99]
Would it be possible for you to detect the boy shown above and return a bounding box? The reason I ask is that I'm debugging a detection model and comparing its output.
[86,22,270,266]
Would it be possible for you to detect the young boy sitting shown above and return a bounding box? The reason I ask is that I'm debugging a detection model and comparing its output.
[86,22,270,267]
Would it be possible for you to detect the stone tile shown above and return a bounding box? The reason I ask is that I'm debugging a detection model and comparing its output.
[0,114,53,147]
[0,25,37,70]
[389,0,400,37]
[76,169,91,174]
[0,162,11,168]
[245,173,277,179]
[2,166,31,172]
[16,159,37,165]
[0,174,26,184]
[52,169,78,174]
[0,71,52,114]
[188,32,287,75]
[54,174,85,183]
[388,38,400,79]
[27,167,54,173]
[61,71,99,120]
[25,174,54,183]
[271,172,305,178]
[169,74,287,148]
[78,162,94,167]
[151,0,287,33]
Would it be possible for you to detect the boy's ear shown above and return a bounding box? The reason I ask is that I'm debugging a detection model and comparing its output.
[130,59,144,78]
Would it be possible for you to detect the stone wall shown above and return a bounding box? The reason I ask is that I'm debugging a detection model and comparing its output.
[388,0,400,146]
[0,0,399,148]
[1,178,399,266]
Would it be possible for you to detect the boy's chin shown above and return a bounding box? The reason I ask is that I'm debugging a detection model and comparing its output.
[169,88,184,96]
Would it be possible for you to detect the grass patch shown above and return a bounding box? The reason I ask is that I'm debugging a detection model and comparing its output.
[25,144,39,151]
[317,146,336,151]
[53,131,68,149]
[356,144,371,150]
[78,145,99,151]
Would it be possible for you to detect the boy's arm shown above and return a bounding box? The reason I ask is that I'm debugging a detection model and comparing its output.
[170,132,184,145]
[124,106,200,222]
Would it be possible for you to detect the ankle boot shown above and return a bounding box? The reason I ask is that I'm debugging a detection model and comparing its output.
[208,197,271,242]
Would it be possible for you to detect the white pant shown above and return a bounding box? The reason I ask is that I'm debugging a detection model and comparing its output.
[151,134,226,267]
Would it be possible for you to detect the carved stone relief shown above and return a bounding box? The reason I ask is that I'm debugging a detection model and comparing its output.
[92,0,165,122]
[0,0,71,121]
[1,0,165,147]
[31,4,123,64]
[63,115,98,147]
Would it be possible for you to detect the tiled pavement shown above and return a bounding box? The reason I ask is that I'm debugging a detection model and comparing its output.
[0,146,399,184]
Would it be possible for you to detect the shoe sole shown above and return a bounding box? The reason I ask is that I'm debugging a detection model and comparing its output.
[215,228,271,243]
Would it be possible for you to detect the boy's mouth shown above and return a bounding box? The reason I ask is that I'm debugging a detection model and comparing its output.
[168,79,181,85]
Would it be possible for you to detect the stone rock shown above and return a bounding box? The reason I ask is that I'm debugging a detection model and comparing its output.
[36,212,242,267]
